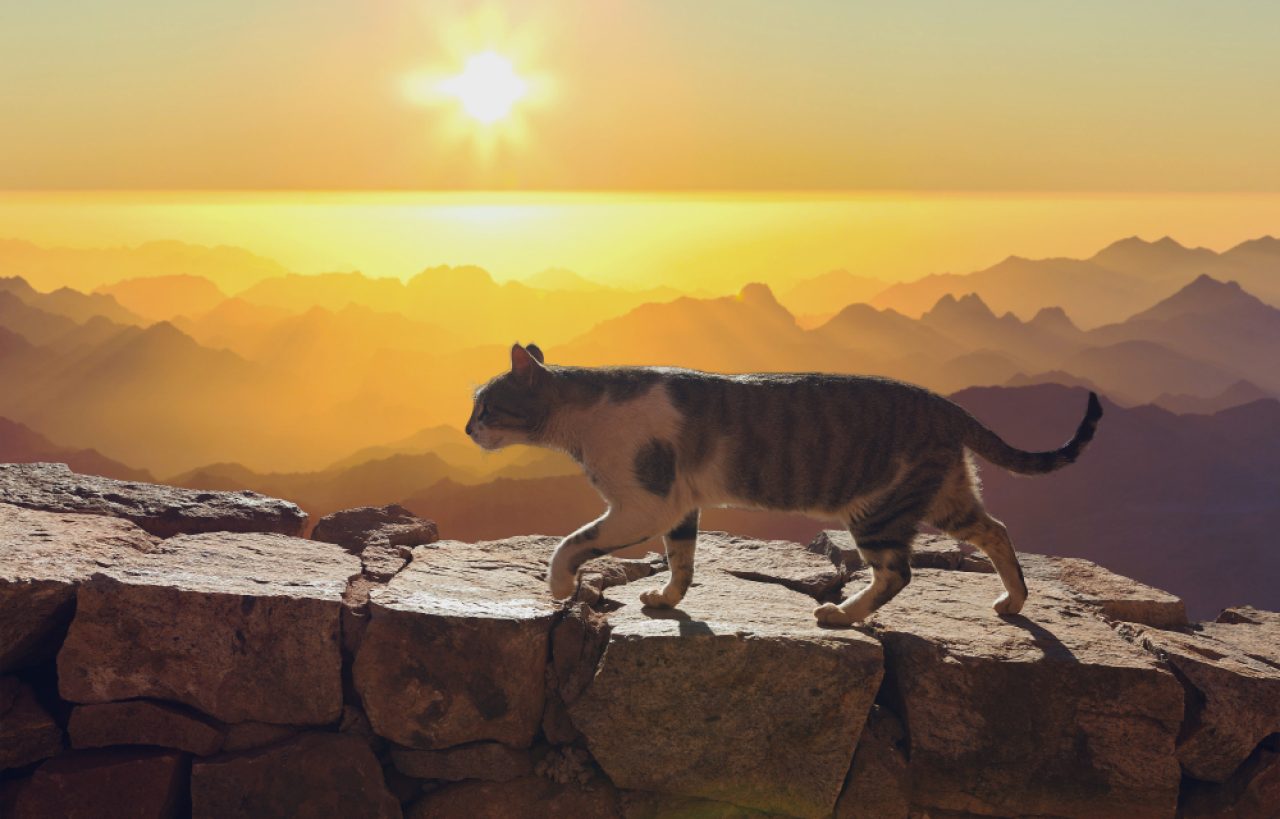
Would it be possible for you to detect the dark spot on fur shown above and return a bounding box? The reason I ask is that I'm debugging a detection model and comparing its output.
[667,509,699,541]
[634,439,676,496]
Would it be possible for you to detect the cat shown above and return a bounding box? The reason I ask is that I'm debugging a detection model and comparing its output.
[466,343,1102,625]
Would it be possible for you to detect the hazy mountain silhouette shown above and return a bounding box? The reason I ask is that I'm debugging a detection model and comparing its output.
[98,274,227,322]
[0,289,80,344]
[779,270,888,323]
[1057,340,1242,404]
[0,417,151,481]
[869,236,1280,328]
[555,283,854,372]
[1153,380,1274,415]
[1088,275,1280,393]
[0,238,291,293]
[172,452,473,521]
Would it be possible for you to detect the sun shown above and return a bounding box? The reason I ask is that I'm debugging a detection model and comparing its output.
[440,52,529,124]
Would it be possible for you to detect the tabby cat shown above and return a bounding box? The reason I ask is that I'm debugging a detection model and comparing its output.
[467,344,1102,625]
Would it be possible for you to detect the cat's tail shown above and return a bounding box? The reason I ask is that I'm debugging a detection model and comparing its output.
[961,391,1103,475]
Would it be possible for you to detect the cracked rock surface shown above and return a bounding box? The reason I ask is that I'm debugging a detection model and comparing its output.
[353,537,560,750]
[1119,613,1280,783]
[867,567,1184,819]
[0,504,163,671]
[571,569,883,819]
[57,531,356,724]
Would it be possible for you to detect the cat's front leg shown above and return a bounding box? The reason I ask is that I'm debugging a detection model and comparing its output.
[547,508,665,600]
[639,509,699,609]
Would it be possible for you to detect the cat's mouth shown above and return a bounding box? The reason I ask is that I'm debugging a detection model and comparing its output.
[469,426,506,451]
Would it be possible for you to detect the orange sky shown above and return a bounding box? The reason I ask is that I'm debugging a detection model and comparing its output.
[3,1,1279,191]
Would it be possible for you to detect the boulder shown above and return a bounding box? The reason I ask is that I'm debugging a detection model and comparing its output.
[1119,616,1280,782]
[1022,554,1187,628]
[191,732,401,819]
[0,462,306,537]
[312,504,439,581]
[0,677,62,769]
[69,699,225,756]
[869,568,1184,818]
[58,531,356,725]
[835,705,909,819]
[354,537,559,749]
[10,748,186,819]
[312,504,439,552]
[1179,737,1280,819]
[406,776,620,819]
[694,530,843,598]
[569,570,884,819]
[389,742,532,782]
[0,503,161,671]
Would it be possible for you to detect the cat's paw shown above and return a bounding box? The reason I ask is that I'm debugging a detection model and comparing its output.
[547,572,578,601]
[813,602,858,627]
[639,589,676,608]
[992,591,1026,616]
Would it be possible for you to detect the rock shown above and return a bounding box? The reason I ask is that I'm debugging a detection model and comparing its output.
[1022,553,1188,628]
[0,504,162,671]
[312,504,439,581]
[835,705,909,819]
[1217,605,1280,628]
[869,568,1184,818]
[220,722,299,752]
[569,570,883,819]
[390,742,532,782]
[547,603,611,707]
[0,677,62,769]
[312,504,439,553]
[1119,617,1280,782]
[695,530,843,598]
[807,530,975,572]
[191,732,401,819]
[69,699,225,756]
[406,776,620,819]
[0,462,306,538]
[10,748,186,819]
[58,531,356,725]
[1179,737,1280,819]
[354,537,559,750]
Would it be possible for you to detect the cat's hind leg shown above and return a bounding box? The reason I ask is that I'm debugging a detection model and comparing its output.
[814,458,949,626]
[547,506,677,600]
[639,509,699,609]
[928,456,1027,615]
[814,538,912,626]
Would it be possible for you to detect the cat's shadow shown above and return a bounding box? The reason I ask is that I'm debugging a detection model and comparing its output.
[998,613,1078,661]
[639,606,715,636]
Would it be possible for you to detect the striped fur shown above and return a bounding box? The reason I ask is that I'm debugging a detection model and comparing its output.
[468,344,1102,624]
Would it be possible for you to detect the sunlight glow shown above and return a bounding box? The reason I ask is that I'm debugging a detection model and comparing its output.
[439,52,528,123]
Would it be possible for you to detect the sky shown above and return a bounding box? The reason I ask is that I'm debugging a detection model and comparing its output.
[3,0,1279,191]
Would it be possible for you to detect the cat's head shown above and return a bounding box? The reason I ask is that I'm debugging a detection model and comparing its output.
[467,343,554,450]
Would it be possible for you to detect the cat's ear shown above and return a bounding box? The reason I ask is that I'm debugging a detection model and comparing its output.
[510,342,546,384]
[525,343,545,364]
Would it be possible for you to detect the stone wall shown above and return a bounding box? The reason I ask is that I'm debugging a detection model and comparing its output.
[1,463,1277,818]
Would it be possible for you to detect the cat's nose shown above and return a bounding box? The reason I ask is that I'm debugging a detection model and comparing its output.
[465,421,474,437]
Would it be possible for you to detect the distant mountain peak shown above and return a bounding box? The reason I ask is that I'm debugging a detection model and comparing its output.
[738,282,780,308]
[925,291,995,321]
[1227,235,1280,255]
[1029,305,1079,332]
